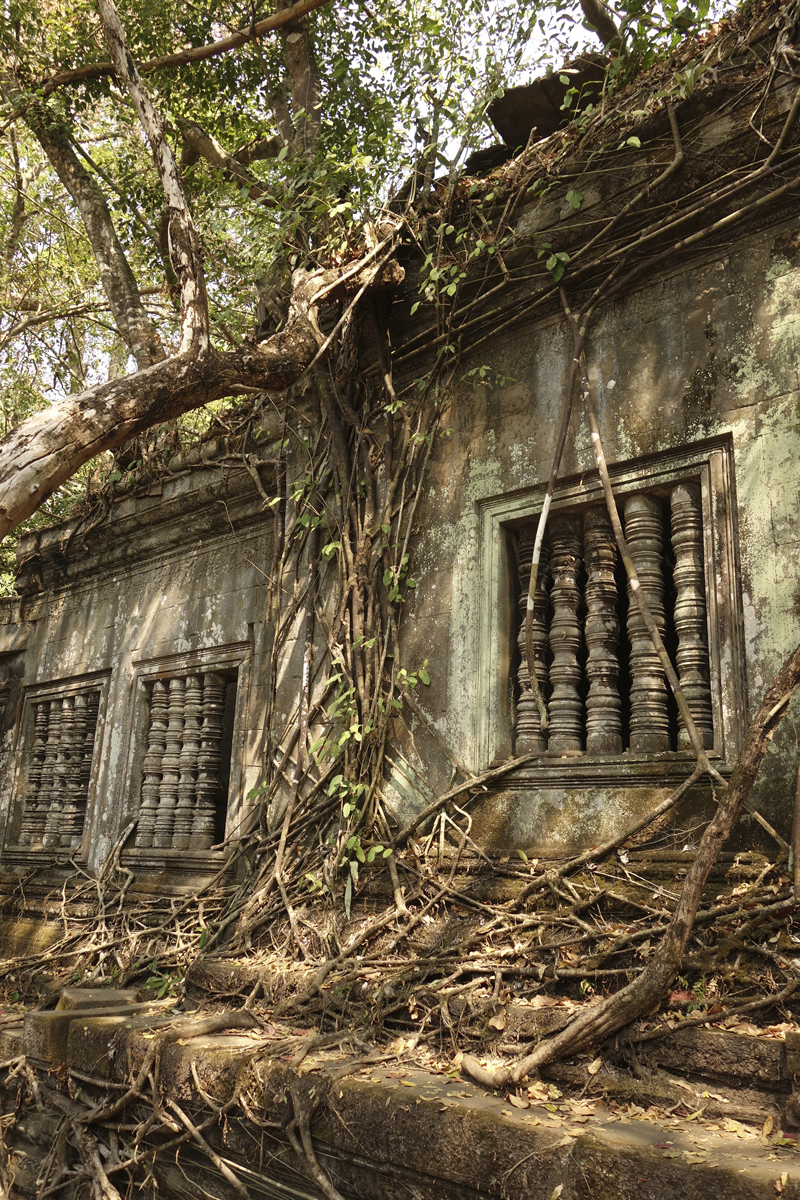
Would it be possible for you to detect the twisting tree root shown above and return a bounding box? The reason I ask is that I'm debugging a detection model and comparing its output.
[462,640,800,1088]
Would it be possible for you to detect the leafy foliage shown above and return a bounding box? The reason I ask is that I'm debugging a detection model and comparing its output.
[0,0,724,590]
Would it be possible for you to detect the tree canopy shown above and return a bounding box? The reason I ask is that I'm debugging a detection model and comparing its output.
[0,0,720,582]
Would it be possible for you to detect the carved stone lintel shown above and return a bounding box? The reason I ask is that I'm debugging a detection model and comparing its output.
[625,493,670,752]
[584,505,622,754]
[548,513,584,752]
[671,482,714,749]
[154,677,184,849]
[136,680,168,849]
[515,524,550,753]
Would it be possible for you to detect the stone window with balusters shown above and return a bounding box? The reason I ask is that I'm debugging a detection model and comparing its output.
[134,670,236,854]
[503,445,745,770]
[14,683,103,853]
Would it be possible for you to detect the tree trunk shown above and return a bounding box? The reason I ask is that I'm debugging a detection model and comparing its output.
[278,0,322,153]
[463,640,800,1088]
[98,0,209,358]
[25,104,164,370]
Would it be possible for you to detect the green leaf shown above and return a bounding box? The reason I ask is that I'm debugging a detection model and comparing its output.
[418,668,430,685]
[344,875,352,918]
[626,136,642,148]
[329,774,343,796]
[410,301,420,315]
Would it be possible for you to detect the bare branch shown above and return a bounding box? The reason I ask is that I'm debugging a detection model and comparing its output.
[41,0,332,95]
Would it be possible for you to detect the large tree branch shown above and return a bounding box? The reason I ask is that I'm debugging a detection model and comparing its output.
[235,135,285,165]
[178,120,276,205]
[0,268,328,539]
[579,0,620,46]
[278,1,322,153]
[98,0,208,357]
[0,248,401,540]
[2,129,28,273]
[23,104,164,369]
[40,0,332,96]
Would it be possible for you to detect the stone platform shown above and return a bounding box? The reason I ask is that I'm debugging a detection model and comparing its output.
[1,988,799,1199]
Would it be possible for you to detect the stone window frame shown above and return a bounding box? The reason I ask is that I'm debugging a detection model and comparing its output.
[121,640,252,869]
[475,434,747,782]
[3,669,112,863]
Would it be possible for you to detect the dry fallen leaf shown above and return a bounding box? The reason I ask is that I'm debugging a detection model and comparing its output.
[587,1057,603,1076]
[763,1115,775,1137]
[488,1009,507,1032]
[507,1093,529,1109]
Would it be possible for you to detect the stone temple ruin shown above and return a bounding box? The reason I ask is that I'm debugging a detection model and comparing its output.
[1,14,800,1197]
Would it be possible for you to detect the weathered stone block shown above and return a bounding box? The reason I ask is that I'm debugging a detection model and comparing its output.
[55,987,139,1012]
[0,1023,22,1060]
[644,1026,785,1091]
[785,1030,800,1077]
[66,1013,136,1079]
[24,1002,161,1067]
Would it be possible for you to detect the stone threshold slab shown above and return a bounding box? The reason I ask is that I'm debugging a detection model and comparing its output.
[26,1001,800,1200]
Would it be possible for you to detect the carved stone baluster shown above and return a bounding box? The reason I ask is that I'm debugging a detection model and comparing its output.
[515,524,551,752]
[136,681,168,848]
[37,698,61,847]
[625,493,670,752]
[153,677,184,849]
[20,701,50,845]
[547,513,584,752]
[584,506,622,754]
[671,483,714,749]
[174,675,202,850]
[81,690,100,794]
[43,696,73,847]
[193,673,226,849]
[59,691,88,847]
